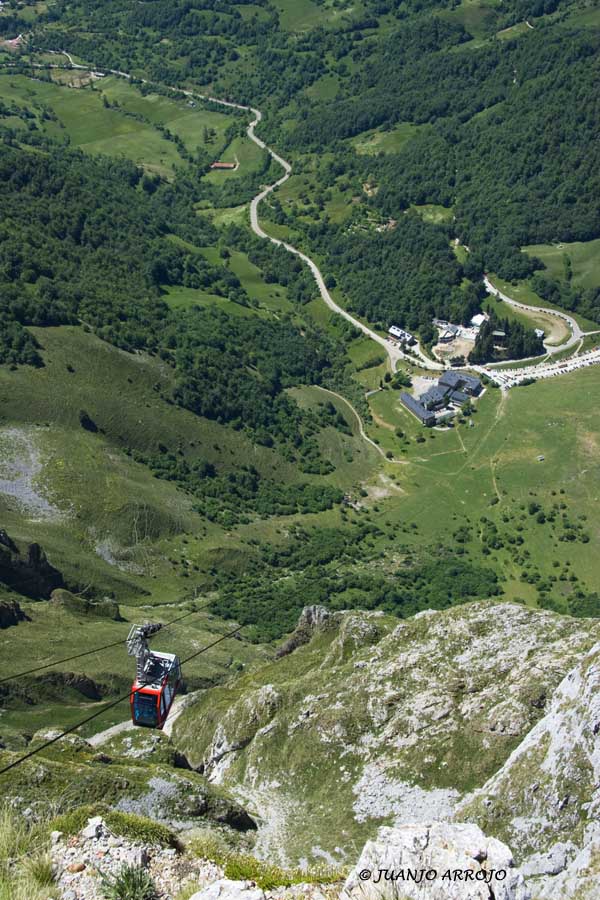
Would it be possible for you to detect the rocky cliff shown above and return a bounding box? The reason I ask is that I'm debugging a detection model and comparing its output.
[0,528,65,599]
[458,642,600,899]
[172,600,600,879]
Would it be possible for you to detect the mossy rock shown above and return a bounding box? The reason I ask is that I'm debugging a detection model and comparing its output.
[50,804,182,849]
[50,589,122,621]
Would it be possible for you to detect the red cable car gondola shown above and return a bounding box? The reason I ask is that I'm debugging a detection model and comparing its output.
[127,623,182,729]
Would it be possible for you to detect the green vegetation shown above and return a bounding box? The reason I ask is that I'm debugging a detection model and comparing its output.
[470,311,544,363]
[101,866,158,900]
[223,853,342,889]
[0,2,599,869]
[0,805,57,900]
[523,239,600,291]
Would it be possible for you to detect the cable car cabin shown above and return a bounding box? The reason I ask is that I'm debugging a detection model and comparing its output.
[130,651,182,729]
[127,624,182,729]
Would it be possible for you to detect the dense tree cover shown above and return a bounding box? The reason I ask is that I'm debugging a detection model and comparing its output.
[309,214,463,339]
[0,310,42,367]
[370,29,600,283]
[211,534,500,640]
[21,0,599,328]
[0,130,355,515]
[169,306,336,446]
[530,272,600,325]
[470,312,544,363]
[0,139,219,353]
[128,451,343,526]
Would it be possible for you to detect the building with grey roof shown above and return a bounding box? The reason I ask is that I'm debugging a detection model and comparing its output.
[400,393,436,426]
[439,371,482,396]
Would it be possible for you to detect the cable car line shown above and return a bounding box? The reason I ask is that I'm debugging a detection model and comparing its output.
[0,622,245,777]
[0,602,213,686]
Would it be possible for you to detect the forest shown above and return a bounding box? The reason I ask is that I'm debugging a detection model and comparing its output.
[0,126,353,518]
[211,531,501,641]
[5,0,596,337]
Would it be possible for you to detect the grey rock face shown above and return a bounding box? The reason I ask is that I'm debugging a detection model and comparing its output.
[341,823,531,900]
[189,880,266,900]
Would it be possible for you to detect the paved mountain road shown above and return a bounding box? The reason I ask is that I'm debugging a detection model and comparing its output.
[483,274,584,355]
[47,50,442,373]
[43,51,600,388]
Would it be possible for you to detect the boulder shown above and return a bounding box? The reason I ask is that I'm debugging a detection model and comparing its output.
[341,823,530,900]
[50,588,121,621]
[0,530,64,599]
[0,598,27,628]
[79,815,105,840]
[189,879,265,900]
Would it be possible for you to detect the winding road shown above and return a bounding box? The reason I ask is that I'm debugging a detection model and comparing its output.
[44,50,441,373]
[483,274,583,355]
[40,52,600,388]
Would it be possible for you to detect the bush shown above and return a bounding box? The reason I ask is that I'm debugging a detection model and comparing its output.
[223,854,342,890]
[50,806,180,849]
[101,865,158,900]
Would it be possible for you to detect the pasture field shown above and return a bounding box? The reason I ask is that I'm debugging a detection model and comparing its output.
[164,248,293,317]
[287,385,381,489]
[0,74,233,177]
[227,250,294,314]
[440,0,502,40]
[496,21,531,40]
[352,122,422,156]
[365,367,600,606]
[203,134,267,184]
[272,0,359,31]
[163,286,259,317]
[411,204,454,225]
[523,238,600,291]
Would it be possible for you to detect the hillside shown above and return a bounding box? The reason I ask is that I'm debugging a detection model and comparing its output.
[1,0,600,895]
[172,602,600,875]
[2,601,596,898]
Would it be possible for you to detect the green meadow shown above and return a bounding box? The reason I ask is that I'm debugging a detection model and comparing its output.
[352,122,422,156]
[523,238,600,291]
[0,74,233,178]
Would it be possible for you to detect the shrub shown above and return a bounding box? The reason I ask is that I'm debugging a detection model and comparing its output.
[50,806,180,849]
[101,864,158,900]
[223,854,342,890]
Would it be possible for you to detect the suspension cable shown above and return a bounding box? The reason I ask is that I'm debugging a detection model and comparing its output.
[0,622,244,777]
[0,600,214,686]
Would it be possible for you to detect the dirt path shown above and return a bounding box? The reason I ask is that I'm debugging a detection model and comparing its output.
[87,694,190,746]
[313,386,409,464]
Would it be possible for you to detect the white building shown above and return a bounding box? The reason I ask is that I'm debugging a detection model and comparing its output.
[470,313,488,329]
[389,325,414,344]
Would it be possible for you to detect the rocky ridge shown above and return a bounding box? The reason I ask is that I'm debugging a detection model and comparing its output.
[172,601,600,870]
[458,641,600,899]
[49,815,340,900]
[49,816,533,900]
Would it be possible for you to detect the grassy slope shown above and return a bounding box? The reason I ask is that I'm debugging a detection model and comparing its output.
[523,238,600,291]
[1,40,600,801]
[0,75,233,178]
[360,368,600,601]
[0,599,268,741]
